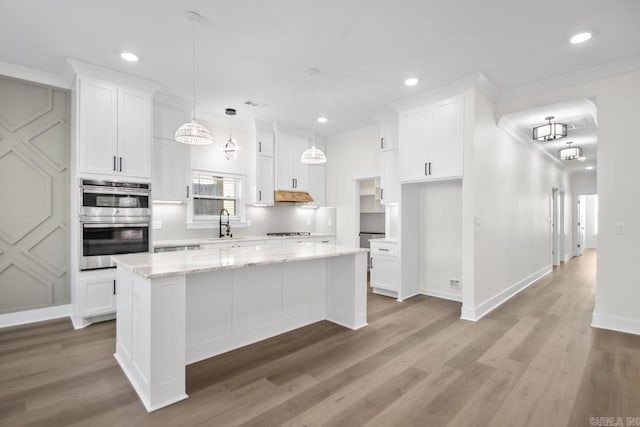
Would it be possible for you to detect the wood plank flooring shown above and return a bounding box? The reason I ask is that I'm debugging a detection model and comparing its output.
[1,249,639,426]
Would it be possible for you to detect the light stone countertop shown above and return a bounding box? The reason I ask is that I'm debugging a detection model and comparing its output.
[113,242,368,279]
[153,233,336,249]
[368,237,398,244]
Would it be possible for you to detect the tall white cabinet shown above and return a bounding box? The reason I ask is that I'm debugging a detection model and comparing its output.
[398,95,464,183]
[378,120,400,204]
[77,77,152,179]
[277,131,309,191]
[247,120,276,206]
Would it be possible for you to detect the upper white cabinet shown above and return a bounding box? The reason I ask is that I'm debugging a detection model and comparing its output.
[379,120,400,205]
[306,164,326,207]
[77,77,152,179]
[247,120,276,206]
[277,131,309,192]
[380,120,399,151]
[152,138,190,202]
[398,95,464,183]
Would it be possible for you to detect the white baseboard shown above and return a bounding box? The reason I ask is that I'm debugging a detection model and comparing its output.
[563,252,573,262]
[0,304,71,328]
[421,288,463,302]
[460,265,552,322]
[592,311,640,336]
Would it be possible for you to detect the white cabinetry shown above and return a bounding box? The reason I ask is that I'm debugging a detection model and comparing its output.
[247,120,275,206]
[398,95,463,183]
[379,120,400,204]
[152,139,190,202]
[370,240,399,298]
[77,77,152,179]
[277,131,309,191]
[315,236,336,244]
[306,164,326,207]
[77,270,116,317]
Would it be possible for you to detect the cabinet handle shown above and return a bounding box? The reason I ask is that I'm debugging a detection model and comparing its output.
[258,190,262,201]
[370,259,374,269]
[380,137,384,149]
[119,157,123,172]
[113,156,117,171]
[378,248,390,252]
[186,185,190,198]
[381,188,384,200]
[258,141,262,153]
[113,280,116,295]
[292,178,295,189]
[425,162,428,176]
[429,162,432,176]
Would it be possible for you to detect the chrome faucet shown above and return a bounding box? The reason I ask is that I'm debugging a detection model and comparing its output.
[219,208,232,238]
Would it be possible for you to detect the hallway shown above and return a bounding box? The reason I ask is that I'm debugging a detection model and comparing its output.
[1,250,639,426]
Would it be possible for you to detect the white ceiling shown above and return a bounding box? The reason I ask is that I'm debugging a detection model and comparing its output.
[1,0,639,135]
[499,99,598,172]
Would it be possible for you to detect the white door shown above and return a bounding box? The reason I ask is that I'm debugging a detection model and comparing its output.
[117,87,152,178]
[551,189,560,266]
[257,128,275,157]
[380,121,399,151]
[398,107,430,183]
[578,195,586,256]
[78,78,118,175]
[370,256,398,291]
[292,136,309,191]
[277,132,295,190]
[256,155,275,205]
[430,96,464,179]
[153,138,190,202]
[80,274,116,316]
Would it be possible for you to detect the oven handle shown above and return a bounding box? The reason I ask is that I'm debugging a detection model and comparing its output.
[81,187,150,197]
[83,223,149,228]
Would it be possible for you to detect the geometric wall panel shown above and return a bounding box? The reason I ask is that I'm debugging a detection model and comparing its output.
[0,263,52,313]
[27,226,67,277]
[0,78,52,132]
[24,119,69,172]
[0,149,52,245]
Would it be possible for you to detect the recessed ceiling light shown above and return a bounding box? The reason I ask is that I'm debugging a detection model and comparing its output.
[120,52,139,62]
[404,77,419,87]
[317,117,328,123]
[585,166,594,170]
[570,32,592,44]
[578,156,587,161]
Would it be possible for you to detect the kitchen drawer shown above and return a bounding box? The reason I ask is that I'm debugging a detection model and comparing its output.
[315,237,336,245]
[370,240,398,257]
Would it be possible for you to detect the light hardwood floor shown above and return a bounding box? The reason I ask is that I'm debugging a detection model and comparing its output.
[1,249,639,426]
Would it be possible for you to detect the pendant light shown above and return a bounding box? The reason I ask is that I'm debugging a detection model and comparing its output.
[175,11,213,145]
[532,116,567,142]
[222,108,241,160]
[301,68,327,164]
[558,142,582,160]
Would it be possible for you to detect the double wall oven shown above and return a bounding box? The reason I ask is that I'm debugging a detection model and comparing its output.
[79,179,151,270]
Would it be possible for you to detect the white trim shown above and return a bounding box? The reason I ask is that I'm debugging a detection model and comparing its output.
[460,265,552,321]
[592,312,640,336]
[0,61,71,89]
[499,55,640,103]
[498,114,563,167]
[421,289,463,302]
[0,304,71,328]
[563,252,574,263]
[65,59,161,93]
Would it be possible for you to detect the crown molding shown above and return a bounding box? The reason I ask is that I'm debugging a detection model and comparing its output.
[497,114,563,167]
[65,58,162,93]
[498,55,640,103]
[0,61,70,89]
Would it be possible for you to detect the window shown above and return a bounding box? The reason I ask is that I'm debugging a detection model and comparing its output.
[190,171,243,221]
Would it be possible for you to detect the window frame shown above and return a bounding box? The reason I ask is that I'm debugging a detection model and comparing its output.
[186,169,246,227]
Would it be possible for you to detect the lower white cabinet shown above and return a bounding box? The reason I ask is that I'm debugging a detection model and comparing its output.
[77,269,117,317]
[315,237,336,244]
[370,240,399,296]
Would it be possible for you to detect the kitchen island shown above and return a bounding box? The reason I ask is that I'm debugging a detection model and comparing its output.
[112,242,368,412]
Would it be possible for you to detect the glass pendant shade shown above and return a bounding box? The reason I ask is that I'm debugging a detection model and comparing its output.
[533,116,567,141]
[300,145,327,164]
[559,145,582,160]
[223,138,240,160]
[175,121,213,145]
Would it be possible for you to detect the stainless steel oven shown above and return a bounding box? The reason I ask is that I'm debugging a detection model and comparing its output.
[79,179,150,218]
[78,179,151,270]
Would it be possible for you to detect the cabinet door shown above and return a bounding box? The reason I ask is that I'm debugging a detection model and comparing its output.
[370,256,398,291]
[117,88,152,178]
[429,96,463,179]
[380,121,399,151]
[257,128,275,157]
[398,107,430,183]
[277,132,295,190]
[306,164,325,206]
[153,138,190,202]
[292,136,309,191]
[78,78,118,175]
[79,273,116,316]
[381,149,399,204]
[256,155,275,205]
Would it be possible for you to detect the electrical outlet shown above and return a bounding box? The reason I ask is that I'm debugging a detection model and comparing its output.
[450,279,461,289]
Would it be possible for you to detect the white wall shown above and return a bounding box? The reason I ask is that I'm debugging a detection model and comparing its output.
[326,125,382,247]
[498,69,640,335]
[571,171,597,195]
[470,89,572,312]
[418,180,463,300]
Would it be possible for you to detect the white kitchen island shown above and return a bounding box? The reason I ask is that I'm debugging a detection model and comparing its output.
[112,242,368,412]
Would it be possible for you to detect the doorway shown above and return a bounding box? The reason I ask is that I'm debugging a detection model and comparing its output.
[551,188,564,267]
[576,194,598,255]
